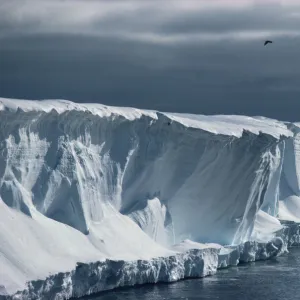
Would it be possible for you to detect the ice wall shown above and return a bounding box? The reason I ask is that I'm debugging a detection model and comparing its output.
[0,98,297,297]
[277,124,300,221]
[0,99,288,245]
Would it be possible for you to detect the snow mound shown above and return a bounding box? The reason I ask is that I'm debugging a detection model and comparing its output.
[0,97,300,299]
[251,210,283,242]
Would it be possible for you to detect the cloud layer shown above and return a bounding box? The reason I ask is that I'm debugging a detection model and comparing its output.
[0,0,300,120]
[1,0,300,42]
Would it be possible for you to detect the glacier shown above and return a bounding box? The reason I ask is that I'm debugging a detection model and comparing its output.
[0,97,300,299]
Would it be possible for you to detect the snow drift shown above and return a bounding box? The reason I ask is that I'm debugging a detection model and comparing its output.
[0,97,299,299]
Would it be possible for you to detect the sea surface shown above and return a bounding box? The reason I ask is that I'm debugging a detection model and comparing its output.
[83,248,300,300]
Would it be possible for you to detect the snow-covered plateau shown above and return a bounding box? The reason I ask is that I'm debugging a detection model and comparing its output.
[0,98,300,299]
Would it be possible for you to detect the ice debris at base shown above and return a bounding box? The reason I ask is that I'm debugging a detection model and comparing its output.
[1,98,300,299]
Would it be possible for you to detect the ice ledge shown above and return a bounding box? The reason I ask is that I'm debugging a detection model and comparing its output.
[172,237,285,269]
[2,237,286,300]
[3,248,218,300]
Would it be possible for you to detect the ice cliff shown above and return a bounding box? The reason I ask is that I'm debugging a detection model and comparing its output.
[0,98,299,299]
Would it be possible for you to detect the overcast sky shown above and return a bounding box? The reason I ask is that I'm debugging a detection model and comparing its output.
[0,0,300,120]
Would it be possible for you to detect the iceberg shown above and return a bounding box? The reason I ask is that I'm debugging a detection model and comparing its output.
[0,97,299,299]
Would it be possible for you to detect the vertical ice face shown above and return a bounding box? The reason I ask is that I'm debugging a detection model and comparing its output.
[278,124,300,221]
[0,101,289,247]
[0,126,49,217]
[260,142,285,217]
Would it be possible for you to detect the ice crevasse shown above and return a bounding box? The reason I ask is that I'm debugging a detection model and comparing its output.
[0,98,299,299]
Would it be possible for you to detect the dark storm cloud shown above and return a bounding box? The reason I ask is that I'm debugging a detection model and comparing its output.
[0,0,300,121]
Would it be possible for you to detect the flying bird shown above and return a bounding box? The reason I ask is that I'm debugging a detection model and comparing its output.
[264,40,273,46]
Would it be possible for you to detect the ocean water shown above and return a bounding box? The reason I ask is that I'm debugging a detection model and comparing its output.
[83,248,300,300]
